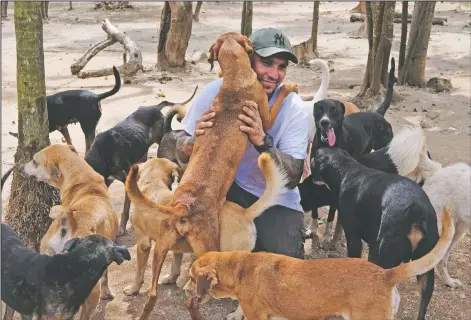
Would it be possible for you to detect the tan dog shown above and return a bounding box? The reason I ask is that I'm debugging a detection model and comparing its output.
[124,152,286,297]
[185,208,453,320]
[121,32,298,320]
[23,144,118,320]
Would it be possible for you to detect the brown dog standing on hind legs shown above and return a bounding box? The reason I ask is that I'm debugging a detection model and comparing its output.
[22,144,118,320]
[185,208,454,320]
[125,32,298,320]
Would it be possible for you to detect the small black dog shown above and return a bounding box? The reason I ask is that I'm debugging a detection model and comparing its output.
[1,224,130,320]
[311,147,439,320]
[85,86,197,236]
[10,66,121,154]
[312,58,396,158]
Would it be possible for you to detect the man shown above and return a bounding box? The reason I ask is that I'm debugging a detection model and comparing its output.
[177,28,308,259]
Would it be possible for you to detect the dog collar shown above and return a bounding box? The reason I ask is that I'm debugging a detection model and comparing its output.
[320,135,328,143]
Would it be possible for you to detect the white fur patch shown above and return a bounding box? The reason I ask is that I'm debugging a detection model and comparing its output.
[23,161,49,183]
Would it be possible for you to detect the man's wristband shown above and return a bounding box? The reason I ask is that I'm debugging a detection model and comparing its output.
[254,134,274,153]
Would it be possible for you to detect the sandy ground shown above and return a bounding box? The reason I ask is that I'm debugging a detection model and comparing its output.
[1,2,470,320]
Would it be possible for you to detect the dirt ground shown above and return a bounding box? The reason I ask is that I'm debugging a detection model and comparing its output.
[1,2,470,320]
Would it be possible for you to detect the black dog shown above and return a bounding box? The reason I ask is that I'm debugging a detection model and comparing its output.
[312,58,396,158]
[85,86,197,236]
[10,66,121,153]
[1,224,130,320]
[311,147,439,320]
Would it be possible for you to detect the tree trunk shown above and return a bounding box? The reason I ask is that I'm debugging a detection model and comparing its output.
[398,1,408,74]
[156,1,193,71]
[4,1,60,251]
[193,1,202,21]
[1,1,8,19]
[241,1,253,37]
[399,1,436,86]
[311,1,320,58]
[40,1,49,20]
[355,1,395,106]
[69,1,73,10]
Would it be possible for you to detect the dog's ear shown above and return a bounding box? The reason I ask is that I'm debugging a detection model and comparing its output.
[63,237,82,253]
[111,245,131,265]
[47,162,61,182]
[49,205,67,219]
[339,102,346,115]
[196,266,218,297]
[68,145,78,155]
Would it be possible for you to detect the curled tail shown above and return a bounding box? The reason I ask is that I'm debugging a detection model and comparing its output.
[386,208,454,286]
[242,153,288,222]
[125,165,186,217]
[376,57,395,116]
[309,59,330,103]
[164,105,188,134]
[1,165,17,191]
[154,85,199,110]
[96,66,121,101]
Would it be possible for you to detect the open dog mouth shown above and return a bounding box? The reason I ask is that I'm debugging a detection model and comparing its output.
[320,126,336,147]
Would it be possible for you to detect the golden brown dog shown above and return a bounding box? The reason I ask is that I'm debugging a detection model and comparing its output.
[23,144,118,320]
[121,32,298,320]
[185,208,453,320]
[124,152,286,296]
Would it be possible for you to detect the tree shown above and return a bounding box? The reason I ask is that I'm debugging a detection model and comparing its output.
[69,2,73,10]
[398,2,436,86]
[4,1,60,251]
[1,1,8,19]
[241,1,253,37]
[355,2,395,105]
[398,1,408,74]
[311,1,320,58]
[156,1,193,71]
[193,1,202,21]
[40,1,49,20]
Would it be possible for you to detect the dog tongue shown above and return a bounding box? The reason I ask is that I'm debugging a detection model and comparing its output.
[327,128,336,146]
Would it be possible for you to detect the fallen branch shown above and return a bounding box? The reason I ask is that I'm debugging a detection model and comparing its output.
[71,18,143,79]
[350,13,446,26]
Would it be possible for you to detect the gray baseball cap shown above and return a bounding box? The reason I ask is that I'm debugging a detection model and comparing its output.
[250,27,298,64]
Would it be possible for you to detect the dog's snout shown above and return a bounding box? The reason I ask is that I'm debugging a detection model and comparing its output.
[320,118,331,127]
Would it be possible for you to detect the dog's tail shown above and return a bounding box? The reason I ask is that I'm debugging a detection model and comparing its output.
[375,57,395,116]
[125,164,187,217]
[1,165,17,191]
[309,59,330,103]
[96,66,121,101]
[242,153,288,222]
[164,105,188,134]
[387,124,441,180]
[386,207,454,287]
[153,85,199,110]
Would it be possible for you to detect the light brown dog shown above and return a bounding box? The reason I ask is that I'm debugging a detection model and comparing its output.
[124,152,286,296]
[121,32,298,320]
[185,208,453,320]
[23,144,118,320]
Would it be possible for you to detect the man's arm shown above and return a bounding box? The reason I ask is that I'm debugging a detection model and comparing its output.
[254,135,304,189]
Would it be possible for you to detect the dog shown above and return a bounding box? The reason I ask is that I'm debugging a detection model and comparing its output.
[184,208,452,320]
[300,124,434,247]
[311,58,395,158]
[84,86,197,236]
[10,66,121,153]
[120,32,298,320]
[124,153,286,319]
[301,59,360,179]
[310,146,441,320]
[396,125,470,289]
[22,144,119,320]
[1,224,130,320]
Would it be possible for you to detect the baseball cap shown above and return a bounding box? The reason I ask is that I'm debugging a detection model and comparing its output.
[250,27,298,64]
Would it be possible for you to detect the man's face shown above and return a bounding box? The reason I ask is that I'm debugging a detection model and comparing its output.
[252,54,288,96]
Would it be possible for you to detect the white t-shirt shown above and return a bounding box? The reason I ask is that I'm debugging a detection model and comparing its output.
[183,78,308,211]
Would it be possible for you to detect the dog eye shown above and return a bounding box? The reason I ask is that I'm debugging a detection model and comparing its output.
[61,228,67,237]
[32,159,37,166]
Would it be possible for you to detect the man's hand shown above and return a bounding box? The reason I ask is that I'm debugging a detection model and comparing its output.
[238,102,265,147]
[195,108,216,136]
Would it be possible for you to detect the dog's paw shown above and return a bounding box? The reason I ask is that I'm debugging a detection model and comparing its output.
[123,284,140,296]
[161,273,179,285]
[445,278,464,289]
